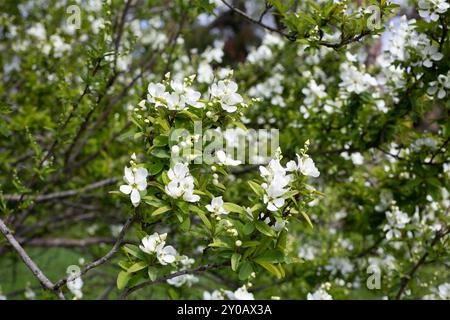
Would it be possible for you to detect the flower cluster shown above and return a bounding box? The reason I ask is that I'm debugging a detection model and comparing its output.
[139,232,178,265]
[203,285,254,300]
[164,163,200,203]
[382,205,411,240]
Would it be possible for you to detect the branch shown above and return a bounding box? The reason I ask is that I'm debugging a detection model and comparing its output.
[0,218,65,299]
[220,0,290,38]
[120,262,228,299]
[53,213,136,290]
[395,223,450,300]
[17,237,136,248]
[3,177,119,202]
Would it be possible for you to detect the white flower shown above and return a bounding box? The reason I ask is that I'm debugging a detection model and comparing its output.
[263,176,290,211]
[216,150,241,166]
[170,80,202,108]
[302,79,327,105]
[210,80,243,113]
[119,166,148,206]
[203,290,225,300]
[383,206,410,240]
[147,82,167,108]
[165,163,200,202]
[307,288,333,300]
[427,73,450,99]
[0,294,6,300]
[156,243,178,265]
[419,0,450,22]
[231,286,255,300]
[437,283,450,299]
[297,154,320,177]
[139,232,167,254]
[351,152,364,165]
[259,158,292,211]
[420,44,443,68]
[24,287,36,300]
[27,23,46,41]
[206,196,229,215]
[66,269,83,299]
[339,63,377,94]
[167,273,199,287]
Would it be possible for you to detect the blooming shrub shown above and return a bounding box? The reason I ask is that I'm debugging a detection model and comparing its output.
[0,0,448,301]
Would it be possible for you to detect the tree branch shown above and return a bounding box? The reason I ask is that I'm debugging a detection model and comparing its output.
[120,262,228,299]
[0,218,65,299]
[3,177,119,202]
[53,213,136,290]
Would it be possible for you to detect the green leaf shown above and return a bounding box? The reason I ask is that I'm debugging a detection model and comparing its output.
[255,261,283,279]
[148,266,158,281]
[123,245,145,259]
[196,210,212,230]
[152,205,171,216]
[254,250,284,263]
[241,240,260,248]
[127,261,147,273]
[231,253,241,271]
[117,271,131,290]
[243,223,255,235]
[300,211,314,229]
[255,221,276,237]
[153,135,168,147]
[151,148,171,159]
[248,181,265,197]
[238,261,253,280]
[180,216,191,231]
[148,161,164,175]
[209,239,230,248]
[177,109,200,121]
[223,202,246,214]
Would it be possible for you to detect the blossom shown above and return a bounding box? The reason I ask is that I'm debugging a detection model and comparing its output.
[170,80,202,108]
[307,288,333,300]
[119,166,148,206]
[259,159,292,211]
[206,196,229,215]
[156,243,178,265]
[165,163,200,202]
[147,82,167,108]
[66,268,83,299]
[420,44,443,68]
[210,80,243,113]
[427,73,450,99]
[418,0,450,22]
[383,206,410,240]
[139,232,167,254]
[139,232,178,265]
[167,273,199,287]
[296,155,320,177]
[216,150,241,166]
[203,290,225,300]
[262,176,290,211]
[167,256,198,287]
[437,283,450,299]
[302,79,327,105]
[231,286,255,300]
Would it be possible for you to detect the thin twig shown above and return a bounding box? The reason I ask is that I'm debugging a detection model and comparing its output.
[53,213,136,290]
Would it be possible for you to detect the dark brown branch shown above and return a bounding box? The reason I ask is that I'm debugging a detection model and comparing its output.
[0,218,65,299]
[120,262,228,299]
[3,177,119,202]
[53,213,136,290]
